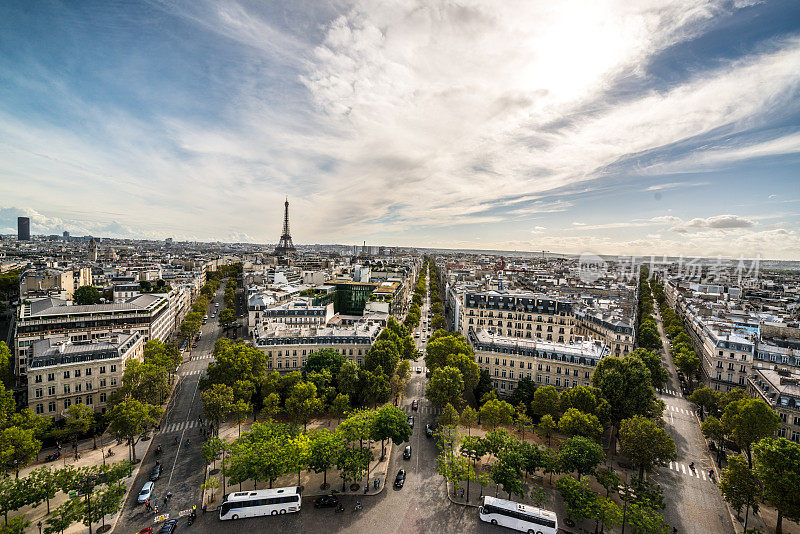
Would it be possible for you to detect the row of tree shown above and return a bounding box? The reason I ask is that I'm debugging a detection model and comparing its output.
[650,279,702,389]
[0,461,131,534]
[202,404,412,495]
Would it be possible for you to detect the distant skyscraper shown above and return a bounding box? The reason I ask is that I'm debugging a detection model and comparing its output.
[274,197,296,255]
[17,217,30,241]
[63,231,70,242]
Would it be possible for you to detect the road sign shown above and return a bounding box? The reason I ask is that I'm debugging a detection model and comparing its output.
[153,514,169,523]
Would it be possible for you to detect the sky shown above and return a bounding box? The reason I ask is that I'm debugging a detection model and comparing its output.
[1,1,799,259]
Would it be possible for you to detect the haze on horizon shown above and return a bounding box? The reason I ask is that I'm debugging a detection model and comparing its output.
[1,1,799,259]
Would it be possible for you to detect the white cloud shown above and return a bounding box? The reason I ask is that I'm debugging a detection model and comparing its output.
[684,214,755,229]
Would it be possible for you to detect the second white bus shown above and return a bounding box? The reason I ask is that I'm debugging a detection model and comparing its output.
[479,496,558,534]
[219,487,302,520]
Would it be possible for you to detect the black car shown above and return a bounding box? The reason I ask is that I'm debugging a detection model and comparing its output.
[407,416,414,429]
[403,445,412,460]
[394,469,406,488]
[158,519,178,534]
[149,463,162,481]
[425,424,433,438]
[313,495,339,508]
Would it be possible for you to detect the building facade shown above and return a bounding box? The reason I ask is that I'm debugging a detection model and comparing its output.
[27,332,144,417]
[470,329,608,396]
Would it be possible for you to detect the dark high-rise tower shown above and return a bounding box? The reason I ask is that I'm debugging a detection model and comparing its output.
[274,197,296,255]
[17,217,30,241]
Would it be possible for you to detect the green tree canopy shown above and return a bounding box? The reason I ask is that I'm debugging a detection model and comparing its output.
[721,398,781,467]
[304,348,347,378]
[426,366,465,410]
[479,399,515,430]
[530,385,561,419]
[619,415,677,480]
[754,437,800,534]
[558,408,603,440]
[73,286,100,305]
[558,436,605,479]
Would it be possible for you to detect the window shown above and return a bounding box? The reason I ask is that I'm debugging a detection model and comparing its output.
[86,368,92,376]
[35,375,43,383]
[64,399,71,409]
[35,388,43,398]
[110,378,117,386]
[110,365,117,373]
[48,401,56,412]
[100,393,107,403]
[100,379,106,388]
[100,366,106,374]
[63,371,70,379]
[86,382,93,391]
[63,385,70,394]
[47,373,55,381]
[74,369,81,377]
[86,396,93,405]
[48,385,56,396]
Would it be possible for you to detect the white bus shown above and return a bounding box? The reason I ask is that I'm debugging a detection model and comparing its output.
[479,496,558,534]
[219,487,302,520]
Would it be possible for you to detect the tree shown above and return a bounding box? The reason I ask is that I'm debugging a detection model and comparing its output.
[426,366,465,410]
[365,339,401,377]
[29,466,60,514]
[537,414,557,447]
[491,448,526,500]
[0,426,41,478]
[594,467,620,498]
[307,428,343,489]
[689,387,721,417]
[619,415,676,481]
[0,342,11,385]
[44,498,79,534]
[721,398,780,467]
[556,476,597,523]
[559,436,605,479]
[330,393,350,423]
[674,349,700,389]
[630,348,668,391]
[445,353,480,393]
[0,477,28,525]
[285,381,321,430]
[261,392,281,420]
[0,515,29,534]
[591,355,657,451]
[64,404,95,460]
[508,377,537,409]
[754,437,800,534]
[202,383,235,435]
[473,369,493,406]
[106,399,161,463]
[218,308,236,328]
[479,399,515,430]
[371,404,412,460]
[73,286,100,305]
[424,334,472,370]
[719,455,762,529]
[530,385,561,419]
[304,348,347,377]
[558,408,603,440]
[431,314,446,331]
[460,406,478,436]
[336,361,360,399]
[202,436,225,470]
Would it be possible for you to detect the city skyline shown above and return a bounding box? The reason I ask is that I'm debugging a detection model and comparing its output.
[1,1,799,259]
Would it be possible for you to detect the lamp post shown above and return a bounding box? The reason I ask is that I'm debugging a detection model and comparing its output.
[37,521,42,534]
[618,483,637,534]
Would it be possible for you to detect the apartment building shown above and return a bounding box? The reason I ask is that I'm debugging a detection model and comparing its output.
[14,293,172,381]
[19,268,76,299]
[573,308,634,357]
[254,321,382,372]
[470,329,608,396]
[249,298,334,339]
[460,291,576,343]
[748,368,800,443]
[27,332,144,417]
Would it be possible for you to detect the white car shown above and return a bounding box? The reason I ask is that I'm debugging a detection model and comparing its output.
[416,366,422,373]
[137,481,153,504]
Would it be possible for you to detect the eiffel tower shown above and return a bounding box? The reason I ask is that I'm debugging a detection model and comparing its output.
[274,197,296,255]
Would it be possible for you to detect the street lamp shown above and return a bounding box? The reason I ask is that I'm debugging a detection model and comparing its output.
[37,521,42,534]
[618,484,637,534]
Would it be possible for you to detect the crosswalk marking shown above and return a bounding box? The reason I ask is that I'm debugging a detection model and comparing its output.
[662,388,679,396]
[181,369,204,376]
[667,462,711,481]
[162,420,199,433]
[666,405,691,415]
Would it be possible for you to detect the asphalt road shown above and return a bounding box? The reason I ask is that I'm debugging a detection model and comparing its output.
[114,285,227,533]
[651,302,733,534]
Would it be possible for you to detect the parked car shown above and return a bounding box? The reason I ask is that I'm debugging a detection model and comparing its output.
[313,495,339,508]
[138,528,153,534]
[407,416,414,429]
[403,445,412,460]
[158,519,178,534]
[149,463,162,481]
[415,366,422,373]
[411,400,418,411]
[394,469,406,488]
[425,370,430,378]
[215,303,220,307]
[137,481,153,504]
[45,450,60,462]
[425,424,433,438]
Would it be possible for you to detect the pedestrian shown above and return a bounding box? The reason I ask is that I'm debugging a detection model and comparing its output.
[167,491,173,501]
[202,503,207,514]
[145,500,151,511]
[154,504,159,514]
